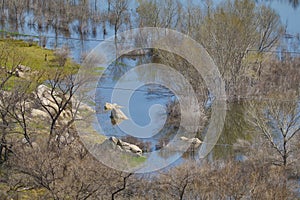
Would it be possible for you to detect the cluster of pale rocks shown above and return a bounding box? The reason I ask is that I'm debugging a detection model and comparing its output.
[5,64,33,79]
[108,136,143,156]
[101,103,203,156]
[104,102,128,125]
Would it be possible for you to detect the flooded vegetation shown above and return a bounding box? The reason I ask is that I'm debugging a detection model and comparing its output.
[0,0,299,199]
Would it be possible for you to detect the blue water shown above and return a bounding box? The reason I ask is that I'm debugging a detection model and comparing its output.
[3,0,299,62]
[269,1,300,34]
[95,57,176,150]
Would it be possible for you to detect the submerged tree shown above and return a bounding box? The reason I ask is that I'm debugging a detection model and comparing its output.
[136,0,284,98]
[136,0,182,29]
[247,96,300,166]
[109,0,130,37]
[198,0,283,95]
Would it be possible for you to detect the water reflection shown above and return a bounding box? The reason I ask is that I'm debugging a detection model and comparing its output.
[96,56,178,151]
[210,102,253,160]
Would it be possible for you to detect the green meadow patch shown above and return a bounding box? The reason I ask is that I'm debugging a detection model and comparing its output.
[0,39,80,91]
[0,38,79,74]
[121,154,147,168]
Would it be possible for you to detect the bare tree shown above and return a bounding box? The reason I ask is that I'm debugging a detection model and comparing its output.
[136,0,181,29]
[0,41,29,163]
[247,97,300,166]
[109,0,129,37]
[198,0,283,96]
[158,164,198,200]
[34,68,85,147]
[111,172,133,200]
[6,0,26,29]
[9,140,110,199]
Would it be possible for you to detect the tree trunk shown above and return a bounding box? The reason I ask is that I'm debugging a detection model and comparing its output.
[283,136,287,166]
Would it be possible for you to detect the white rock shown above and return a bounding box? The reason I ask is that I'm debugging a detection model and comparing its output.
[17,65,31,72]
[104,103,128,125]
[107,137,143,156]
[22,138,29,144]
[110,136,119,144]
[31,108,48,118]
[37,84,48,98]
[104,102,123,110]
[16,71,26,78]
[180,137,202,146]
[180,136,189,141]
[190,138,202,144]
[111,108,128,120]
[129,144,142,153]
[79,103,95,113]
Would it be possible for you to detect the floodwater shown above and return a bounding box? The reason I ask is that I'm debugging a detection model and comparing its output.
[0,0,299,165]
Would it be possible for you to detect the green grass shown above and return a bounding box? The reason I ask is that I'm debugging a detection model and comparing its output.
[0,38,79,72]
[121,154,147,168]
[0,38,80,91]
[129,155,147,166]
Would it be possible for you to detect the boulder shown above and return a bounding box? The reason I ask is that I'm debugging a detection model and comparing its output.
[180,136,189,141]
[36,84,65,116]
[17,64,31,72]
[104,102,123,110]
[37,84,60,102]
[11,65,32,79]
[110,108,128,120]
[180,136,202,147]
[122,145,131,151]
[104,102,128,125]
[110,118,122,125]
[128,144,142,154]
[31,108,48,118]
[16,70,26,78]
[78,102,95,113]
[110,136,119,145]
[22,138,29,144]
[190,138,202,144]
[55,132,75,145]
[107,136,143,156]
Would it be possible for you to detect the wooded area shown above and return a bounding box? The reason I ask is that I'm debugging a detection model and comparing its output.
[0,0,299,199]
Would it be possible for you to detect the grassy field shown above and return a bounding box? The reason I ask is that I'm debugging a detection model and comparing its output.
[0,38,80,89]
